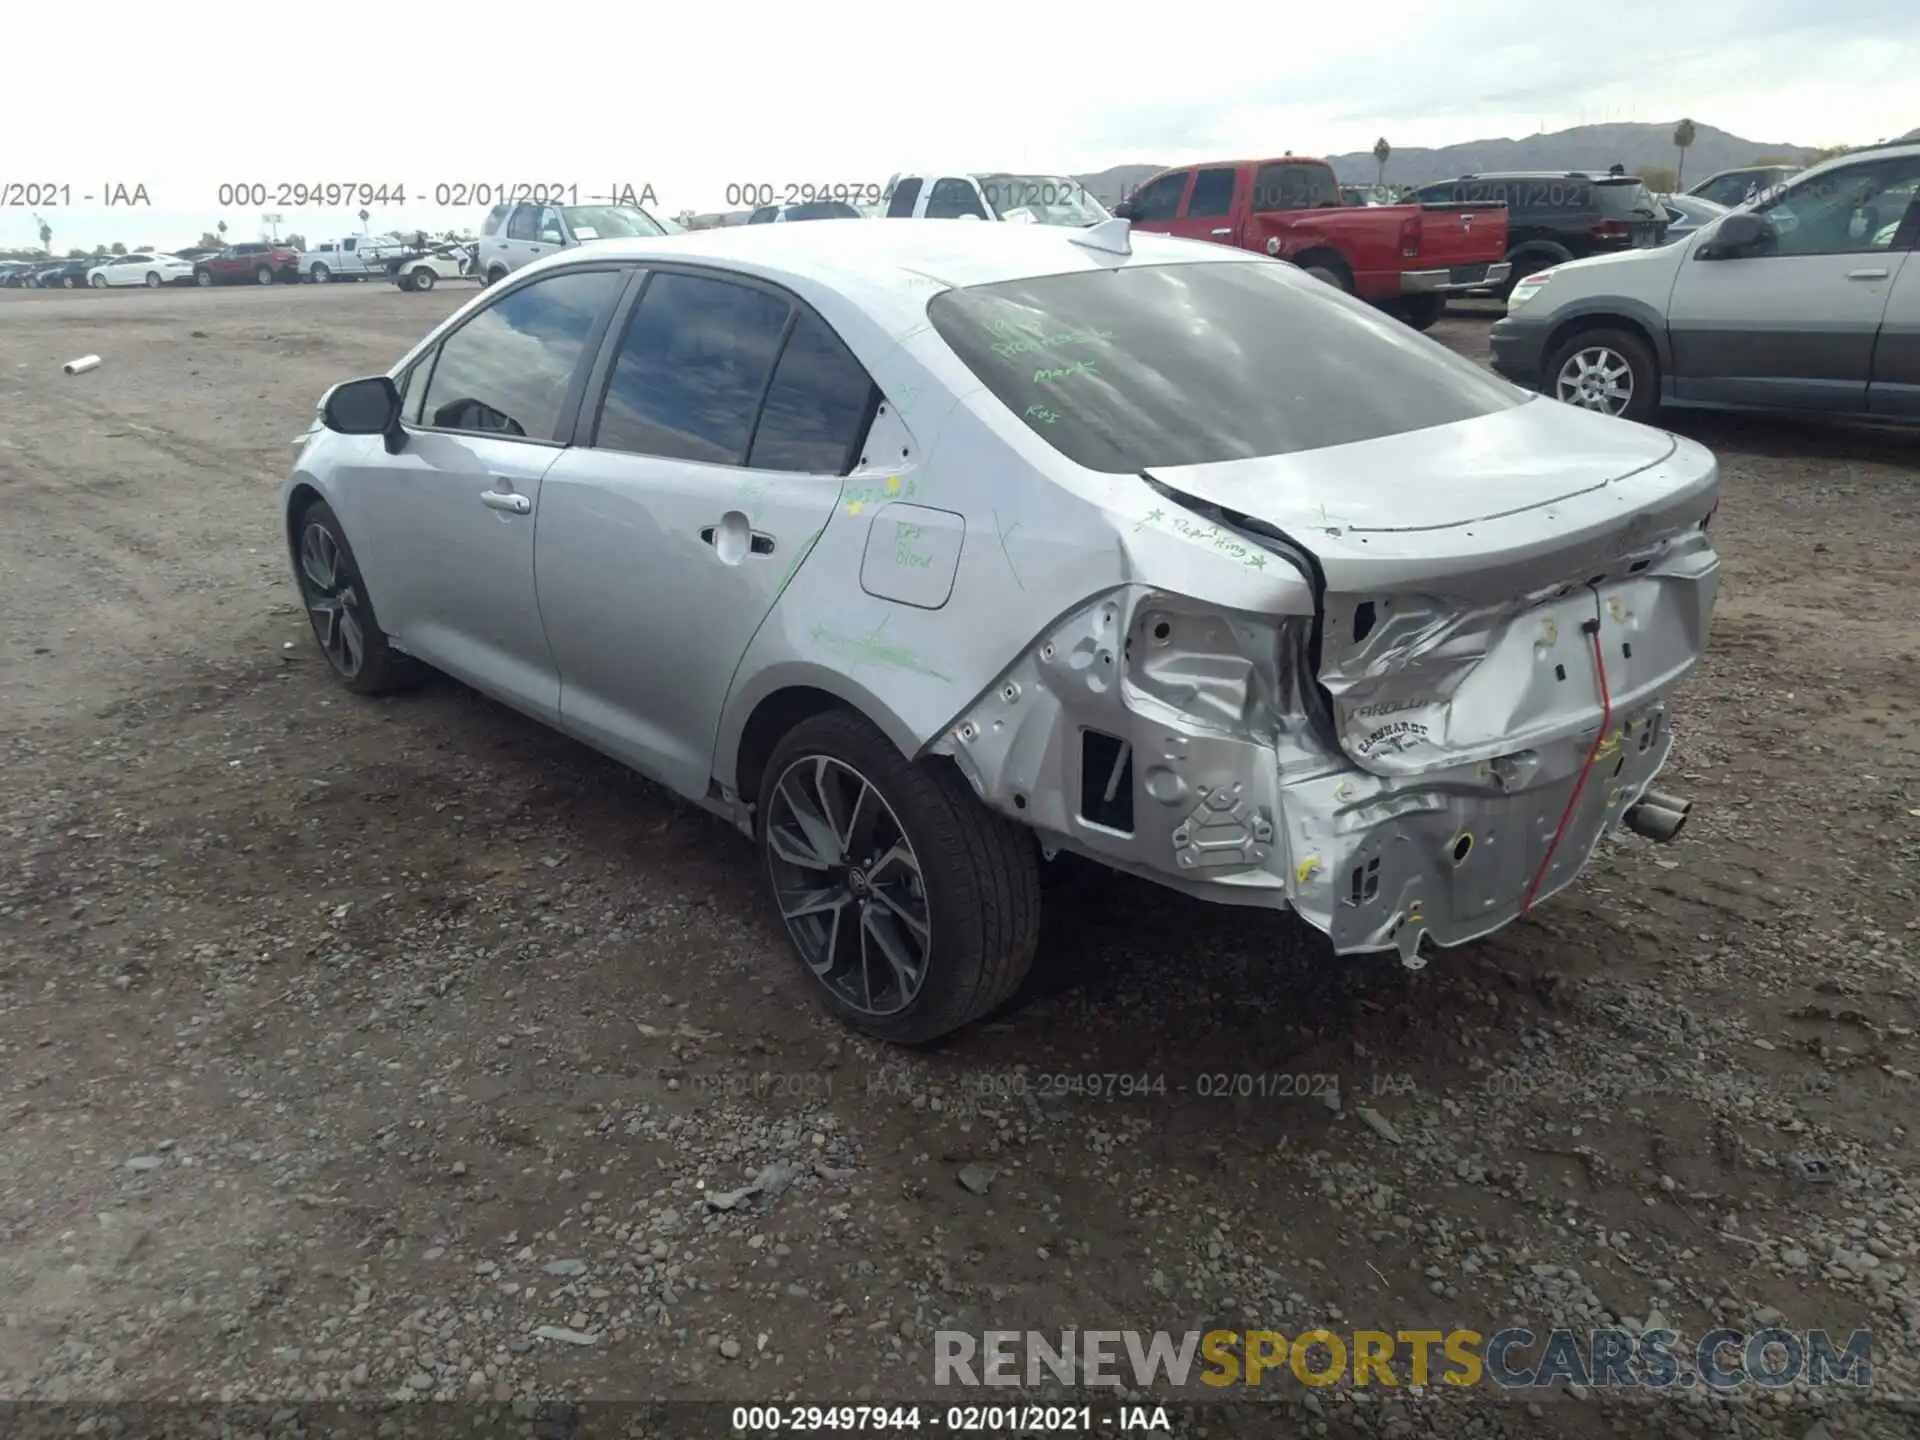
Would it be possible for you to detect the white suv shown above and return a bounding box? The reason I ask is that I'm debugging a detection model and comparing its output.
[476,200,670,284]
[1489,141,1920,424]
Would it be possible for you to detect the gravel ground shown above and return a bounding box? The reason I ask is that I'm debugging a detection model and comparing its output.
[1,283,1916,1439]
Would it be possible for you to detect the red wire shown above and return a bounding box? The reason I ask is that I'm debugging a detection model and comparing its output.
[1521,610,1613,916]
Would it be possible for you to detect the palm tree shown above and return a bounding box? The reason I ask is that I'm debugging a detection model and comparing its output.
[1672,118,1697,191]
[1372,136,1391,191]
[216,219,228,245]
[358,207,371,234]
[37,218,52,252]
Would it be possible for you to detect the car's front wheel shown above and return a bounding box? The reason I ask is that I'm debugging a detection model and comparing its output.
[256,266,275,285]
[145,271,162,288]
[90,273,107,288]
[1545,327,1658,424]
[292,501,411,696]
[195,269,213,287]
[759,711,1040,1045]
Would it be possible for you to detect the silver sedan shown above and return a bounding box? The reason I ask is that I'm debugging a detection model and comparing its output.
[283,219,1721,1043]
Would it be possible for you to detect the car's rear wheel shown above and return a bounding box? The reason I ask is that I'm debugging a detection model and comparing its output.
[145,271,161,288]
[1303,262,1350,291]
[759,711,1040,1045]
[256,265,274,285]
[293,501,411,696]
[483,265,507,287]
[62,275,77,288]
[195,269,212,287]
[413,268,435,291]
[1546,327,1658,424]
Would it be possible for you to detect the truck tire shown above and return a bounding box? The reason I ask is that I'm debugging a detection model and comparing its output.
[1385,294,1445,331]
[310,263,331,284]
[412,268,436,292]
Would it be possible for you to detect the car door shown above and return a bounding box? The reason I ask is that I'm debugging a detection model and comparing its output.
[502,203,542,271]
[338,264,631,722]
[1868,194,1920,418]
[1119,169,1191,234]
[535,268,874,797]
[1667,154,1920,412]
[1166,166,1239,245]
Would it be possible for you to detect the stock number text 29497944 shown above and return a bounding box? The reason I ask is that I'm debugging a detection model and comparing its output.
[216,183,409,209]
[725,181,887,208]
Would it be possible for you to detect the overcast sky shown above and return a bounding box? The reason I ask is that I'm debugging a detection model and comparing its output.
[4,0,1914,251]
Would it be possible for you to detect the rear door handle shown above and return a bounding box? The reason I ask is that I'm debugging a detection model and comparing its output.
[1847,268,1890,280]
[480,489,531,514]
[1209,227,1232,236]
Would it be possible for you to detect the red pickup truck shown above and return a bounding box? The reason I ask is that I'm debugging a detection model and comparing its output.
[1115,157,1510,329]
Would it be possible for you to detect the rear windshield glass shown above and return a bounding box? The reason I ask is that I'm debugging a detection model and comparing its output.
[561,205,667,239]
[927,261,1522,473]
[1593,180,1660,218]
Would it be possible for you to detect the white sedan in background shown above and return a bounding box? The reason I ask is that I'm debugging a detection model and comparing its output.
[87,252,194,288]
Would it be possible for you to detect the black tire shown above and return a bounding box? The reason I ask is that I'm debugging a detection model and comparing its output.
[290,500,413,697]
[1385,294,1445,331]
[413,268,435,291]
[195,269,213,287]
[1302,259,1352,292]
[1543,326,1659,425]
[758,710,1040,1045]
[256,265,274,285]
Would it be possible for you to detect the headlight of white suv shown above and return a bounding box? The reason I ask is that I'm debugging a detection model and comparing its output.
[1506,268,1558,314]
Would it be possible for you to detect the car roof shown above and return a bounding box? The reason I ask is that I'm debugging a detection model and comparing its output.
[555,218,1237,293]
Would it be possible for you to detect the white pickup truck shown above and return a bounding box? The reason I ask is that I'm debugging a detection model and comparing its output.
[299,235,408,283]
[880,171,1111,226]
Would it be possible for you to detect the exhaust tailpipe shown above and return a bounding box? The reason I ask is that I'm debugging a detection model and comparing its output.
[1622,789,1693,844]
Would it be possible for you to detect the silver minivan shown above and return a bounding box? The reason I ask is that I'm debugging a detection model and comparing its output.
[476,200,671,285]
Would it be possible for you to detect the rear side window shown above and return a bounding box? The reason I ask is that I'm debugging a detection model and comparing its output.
[747,311,876,473]
[482,203,511,236]
[1186,168,1236,219]
[418,268,624,440]
[593,273,793,464]
[1251,164,1340,211]
[748,206,778,224]
[506,204,540,240]
[885,178,922,217]
[927,261,1521,473]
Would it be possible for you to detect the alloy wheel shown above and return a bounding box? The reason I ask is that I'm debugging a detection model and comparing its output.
[764,754,931,1016]
[297,522,367,680]
[1554,345,1634,415]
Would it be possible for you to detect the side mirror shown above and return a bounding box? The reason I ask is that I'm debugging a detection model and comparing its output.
[1113,199,1136,220]
[1699,211,1768,258]
[322,375,404,451]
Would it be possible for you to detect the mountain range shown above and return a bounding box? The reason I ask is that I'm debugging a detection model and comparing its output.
[1070,120,1911,204]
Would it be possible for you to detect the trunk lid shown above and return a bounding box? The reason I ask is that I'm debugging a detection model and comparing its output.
[1145,400,1720,778]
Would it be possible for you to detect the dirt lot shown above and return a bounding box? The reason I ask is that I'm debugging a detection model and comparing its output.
[1,281,1916,1439]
